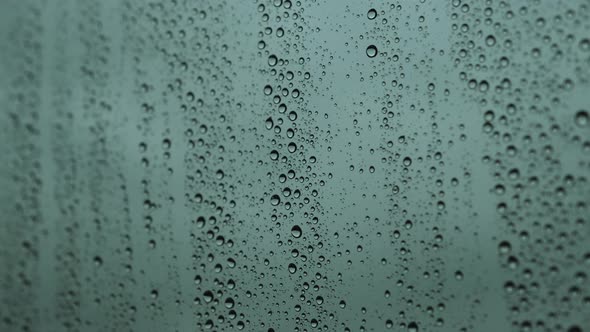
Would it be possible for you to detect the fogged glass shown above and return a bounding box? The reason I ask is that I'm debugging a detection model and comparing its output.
[1,1,589,331]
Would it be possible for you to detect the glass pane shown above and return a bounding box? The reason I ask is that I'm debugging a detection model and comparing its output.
[1,1,588,331]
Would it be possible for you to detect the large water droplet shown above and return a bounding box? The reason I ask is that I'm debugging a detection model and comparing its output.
[366,45,378,58]
[291,225,302,238]
[270,195,281,206]
[265,117,274,129]
[263,85,273,95]
[485,35,496,46]
[224,297,235,309]
[498,241,512,254]
[575,110,588,127]
[403,157,412,166]
[270,150,279,161]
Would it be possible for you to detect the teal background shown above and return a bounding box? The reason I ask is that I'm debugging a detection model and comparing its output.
[1,0,589,331]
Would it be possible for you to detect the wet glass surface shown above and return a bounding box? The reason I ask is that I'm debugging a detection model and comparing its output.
[1,1,589,331]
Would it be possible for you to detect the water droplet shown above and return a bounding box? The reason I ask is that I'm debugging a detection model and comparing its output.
[366,45,378,58]
[270,150,279,161]
[288,263,297,274]
[403,157,412,166]
[485,35,496,46]
[498,241,511,254]
[93,256,103,267]
[404,220,413,229]
[225,297,235,309]
[282,187,291,197]
[286,128,294,138]
[575,110,588,127]
[150,289,159,299]
[264,85,273,95]
[291,225,302,238]
[268,55,278,66]
[367,9,377,20]
[568,325,582,332]
[265,117,274,129]
[203,290,214,303]
[270,195,281,206]
[508,168,520,180]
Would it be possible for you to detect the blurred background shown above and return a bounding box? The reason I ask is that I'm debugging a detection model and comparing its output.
[1,0,589,331]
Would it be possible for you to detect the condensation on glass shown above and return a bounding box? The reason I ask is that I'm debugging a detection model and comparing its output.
[1,1,589,331]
